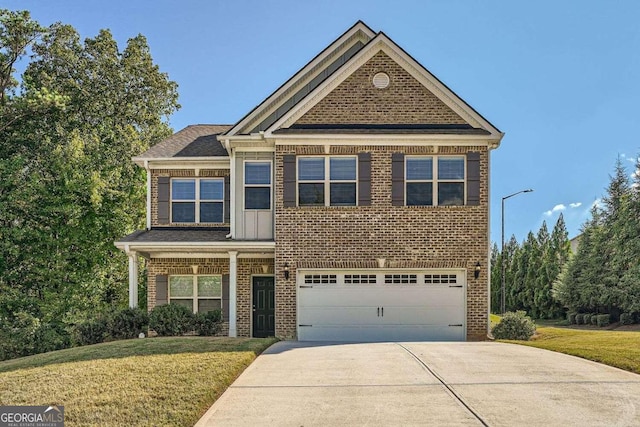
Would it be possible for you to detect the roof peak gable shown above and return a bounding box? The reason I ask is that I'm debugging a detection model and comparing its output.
[225,21,376,136]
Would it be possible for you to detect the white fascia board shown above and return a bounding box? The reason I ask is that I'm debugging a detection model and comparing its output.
[132,158,231,169]
[146,252,276,259]
[269,134,501,147]
[265,33,503,143]
[226,23,376,136]
[115,240,275,253]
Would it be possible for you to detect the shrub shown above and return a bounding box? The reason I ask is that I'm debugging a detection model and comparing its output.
[575,313,584,324]
[107,307,149,340]
[74,317,109,346]
[149,304,195,336]
[33,321,71,354]
[620,313,634,325]
[596,314,610,327]
[590,314,598,325]
[491,311,536,341]
[583,313,592,325]
[194,310,223,336]
[567,313,577,324]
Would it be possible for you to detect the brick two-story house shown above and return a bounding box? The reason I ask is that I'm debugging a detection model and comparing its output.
[116,21,503,341]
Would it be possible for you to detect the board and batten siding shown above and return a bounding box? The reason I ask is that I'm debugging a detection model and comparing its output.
[234,152,275,240]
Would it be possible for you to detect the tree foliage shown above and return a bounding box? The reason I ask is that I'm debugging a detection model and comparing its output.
[491,215,571,318]
[0,9,179,359]
[553,157,640,319]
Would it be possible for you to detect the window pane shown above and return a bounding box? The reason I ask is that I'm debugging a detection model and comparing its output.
[200,179,223,200]
[200,202,223,222]
[407,182,433,206]
[172,202,195,222]
[198,299,221,313]
[172,179,195,200]
[438,182,465,206]
[170,276,193,297]
[438,158,465,180]
[245,162,271,185]
[330,157,356,180]
[299,183,325,205]
[245,187,271,209]
[298,158,324,180]
[406,158,433,180]
[170,299,193,312]
[330,183,356,206]
[198,276,222,297]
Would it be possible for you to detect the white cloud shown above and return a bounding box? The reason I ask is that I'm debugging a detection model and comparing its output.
[544,204,566,216]
[569,202,582,208]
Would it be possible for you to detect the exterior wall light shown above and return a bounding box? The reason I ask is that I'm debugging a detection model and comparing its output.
[284,262,290,280]
[474,261,481,280]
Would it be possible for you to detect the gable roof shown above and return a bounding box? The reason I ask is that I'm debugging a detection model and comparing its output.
[222,21,502,144]
[267,31,502,139]
[225,21,376,136]
[134,124,232,161]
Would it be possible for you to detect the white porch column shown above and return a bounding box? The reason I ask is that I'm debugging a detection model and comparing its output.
[128,251,139,308]
[228,250,238,337]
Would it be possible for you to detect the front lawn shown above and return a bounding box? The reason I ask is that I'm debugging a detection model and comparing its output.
[0,337,277,426]
[503,327,640,374]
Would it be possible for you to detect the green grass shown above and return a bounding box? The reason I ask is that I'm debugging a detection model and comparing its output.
[0,337,277,426]
[502,327,640,374]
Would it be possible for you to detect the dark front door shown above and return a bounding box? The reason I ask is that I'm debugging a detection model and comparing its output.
[252,276,275,338]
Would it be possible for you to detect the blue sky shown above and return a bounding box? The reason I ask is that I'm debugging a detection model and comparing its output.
[6,0,640,244]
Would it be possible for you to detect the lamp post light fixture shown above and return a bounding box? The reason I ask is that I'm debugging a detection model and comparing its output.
[501,189,533,315]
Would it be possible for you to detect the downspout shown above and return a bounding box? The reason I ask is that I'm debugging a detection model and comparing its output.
[144,160,151,230]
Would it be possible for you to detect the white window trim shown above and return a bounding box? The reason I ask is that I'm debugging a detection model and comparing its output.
[243,160,272,211]
[168,274,222,313]
[297,155,358,207]
[171,178,225,223]
[404,155,466,206]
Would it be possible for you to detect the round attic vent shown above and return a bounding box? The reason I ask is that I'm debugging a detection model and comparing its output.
[372,72,390,89]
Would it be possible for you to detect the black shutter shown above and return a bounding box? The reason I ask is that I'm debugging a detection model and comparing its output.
[467,152,481,206]
[358,152,371,206]
[391,153,405,206]
[283,154,296,207]
[224,175,231,223]
[156,275,168,306]
[157,177,170,224]
[222,274,230,322]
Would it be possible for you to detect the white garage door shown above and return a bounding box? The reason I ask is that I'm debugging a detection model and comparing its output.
[297,270,466,342]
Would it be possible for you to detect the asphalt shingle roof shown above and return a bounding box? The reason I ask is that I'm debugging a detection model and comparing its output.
[137,125,232,159]
[118,228,231,243]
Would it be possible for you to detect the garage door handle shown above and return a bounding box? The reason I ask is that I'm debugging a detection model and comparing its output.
[381,307,384,317]
[449,324,463,327]
[377,307,380,317]
[449,285,463,288]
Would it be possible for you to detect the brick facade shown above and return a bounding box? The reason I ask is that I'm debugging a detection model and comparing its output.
[274,145,489,341]
[147,257,274,337]
[149,169,229,227]
[295,51,467,126]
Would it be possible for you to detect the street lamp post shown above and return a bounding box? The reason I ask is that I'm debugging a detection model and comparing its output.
[501,189,534,314]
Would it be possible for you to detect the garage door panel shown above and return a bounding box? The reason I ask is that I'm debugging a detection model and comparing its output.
[297,270,466,342]
[297,324,464,342]
[298,306,380,325]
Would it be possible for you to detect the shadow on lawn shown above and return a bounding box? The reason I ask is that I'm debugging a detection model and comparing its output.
[0,336,278,374]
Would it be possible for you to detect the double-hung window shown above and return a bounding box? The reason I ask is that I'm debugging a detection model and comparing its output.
[244,161,271,209]
[169,275,222,313]
[406,156,465,206]
[298,156,357,206]
[171,178,224,223]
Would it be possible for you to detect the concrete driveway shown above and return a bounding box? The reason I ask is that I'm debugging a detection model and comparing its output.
[195,341,640,426]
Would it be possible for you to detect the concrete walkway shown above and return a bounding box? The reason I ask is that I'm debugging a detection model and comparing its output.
[195,341,640,426]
